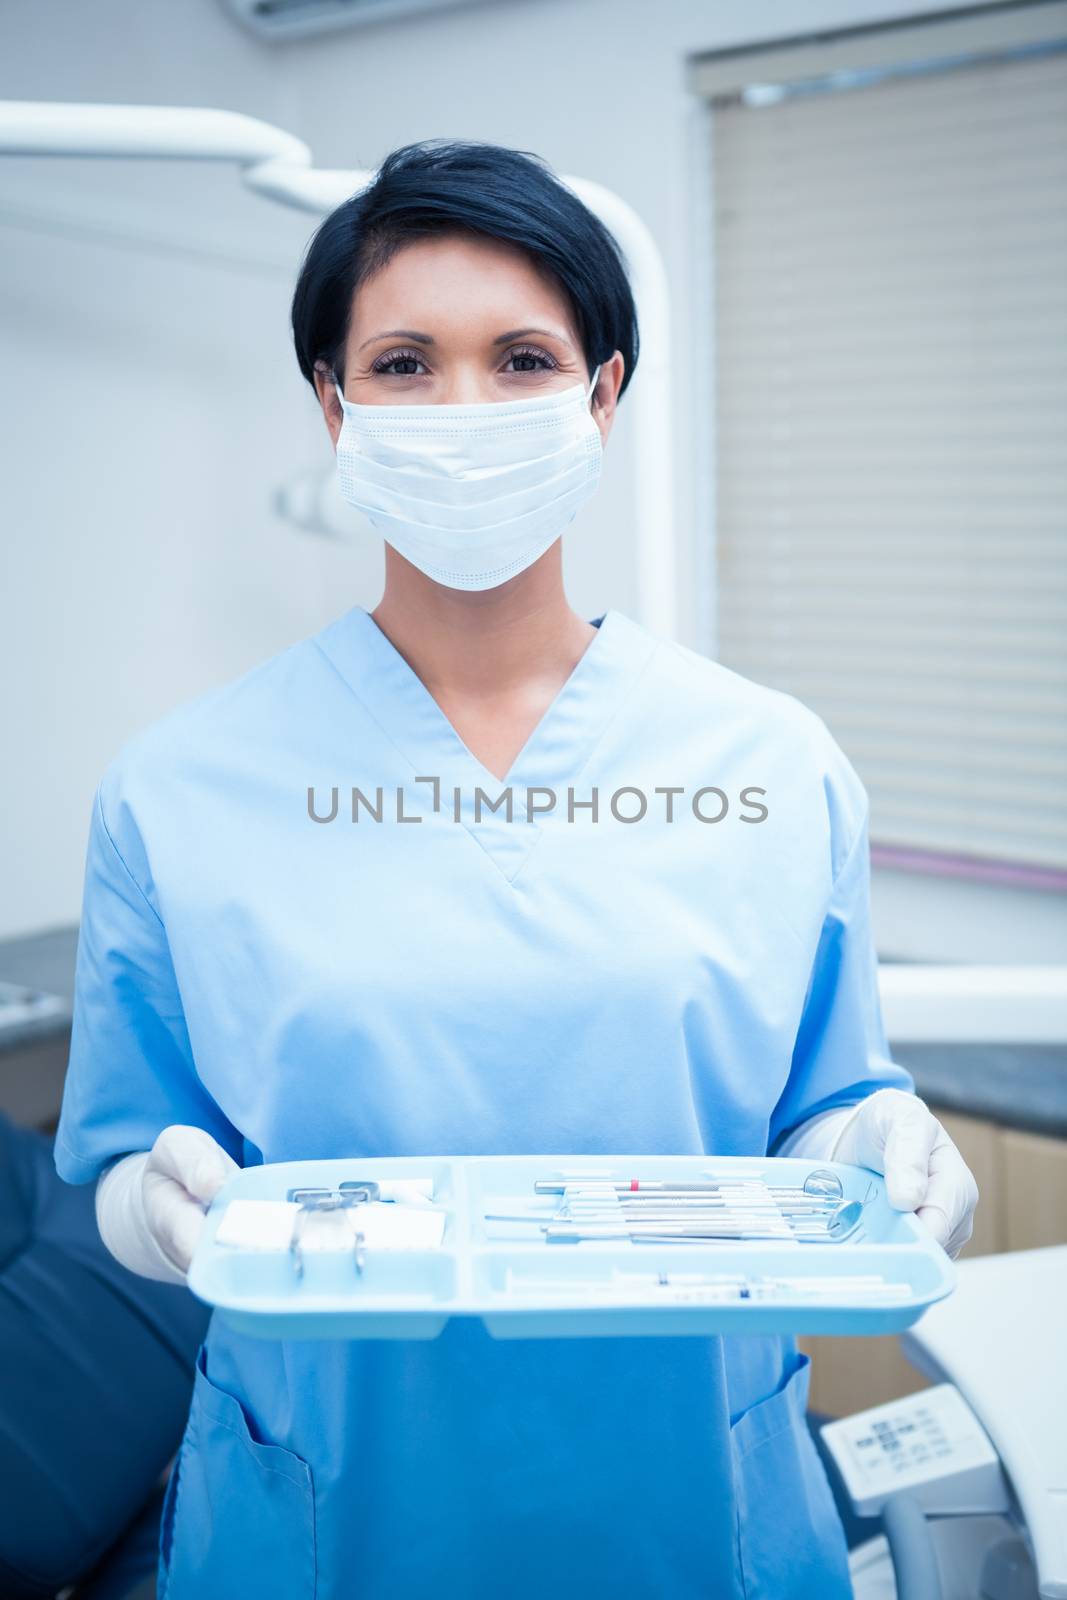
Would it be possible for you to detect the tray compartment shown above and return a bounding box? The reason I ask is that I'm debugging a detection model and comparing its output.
[190,1155,463,1340]
[205,1250,458,1341]
[470,1235,950,1339]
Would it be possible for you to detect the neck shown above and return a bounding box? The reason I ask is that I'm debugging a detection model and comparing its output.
[368,551,597,699]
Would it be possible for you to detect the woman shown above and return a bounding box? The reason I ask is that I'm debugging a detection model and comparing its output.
[55,140,978,1599]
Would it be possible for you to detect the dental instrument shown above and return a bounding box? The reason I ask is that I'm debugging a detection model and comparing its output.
[532,1168,845,1199]
[541,1197,865,1245]
[289,1189,369,1278]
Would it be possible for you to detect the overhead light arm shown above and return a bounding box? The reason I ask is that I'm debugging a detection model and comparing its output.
[0,100,676,635]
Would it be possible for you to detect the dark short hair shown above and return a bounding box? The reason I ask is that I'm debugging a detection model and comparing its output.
[290,138,639,397]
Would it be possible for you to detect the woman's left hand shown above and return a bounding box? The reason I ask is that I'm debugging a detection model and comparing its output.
[830,1089,979,1258]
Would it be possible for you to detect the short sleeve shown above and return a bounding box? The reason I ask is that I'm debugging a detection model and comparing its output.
[54,782,244,1185]
[767,747,914,1155]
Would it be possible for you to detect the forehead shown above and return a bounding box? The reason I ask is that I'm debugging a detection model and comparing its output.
[350,232,580,343]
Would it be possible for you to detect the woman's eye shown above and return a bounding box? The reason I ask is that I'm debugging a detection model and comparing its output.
[504,346,557,374]
[372,349,427,376]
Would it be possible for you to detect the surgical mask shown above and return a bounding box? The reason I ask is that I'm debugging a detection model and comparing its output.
[332,366,602,591]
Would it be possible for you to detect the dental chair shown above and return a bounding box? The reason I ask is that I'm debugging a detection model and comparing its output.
[0,1112,208,1599]
[818,1247,1065,1599]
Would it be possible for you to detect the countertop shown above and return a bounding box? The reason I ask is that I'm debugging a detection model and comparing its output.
[0,927,78,1050]
[3,926,1066,1138]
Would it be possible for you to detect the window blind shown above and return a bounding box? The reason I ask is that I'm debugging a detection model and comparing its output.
[708,41,1067,874]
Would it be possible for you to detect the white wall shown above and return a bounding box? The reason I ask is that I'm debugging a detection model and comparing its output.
[2,0,1057,959]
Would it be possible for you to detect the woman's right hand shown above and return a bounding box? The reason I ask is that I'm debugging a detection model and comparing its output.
[142,1125,241,1273]
[95,1124,239,1282]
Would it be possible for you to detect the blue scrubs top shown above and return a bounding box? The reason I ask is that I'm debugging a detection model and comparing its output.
[55,606,912,1600]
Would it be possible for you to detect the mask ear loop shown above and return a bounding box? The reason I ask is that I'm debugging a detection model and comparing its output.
[587,364,602,407]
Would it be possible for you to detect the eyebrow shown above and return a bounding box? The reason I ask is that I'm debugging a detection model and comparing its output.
[358,329,435,351]
[493,326,571,346]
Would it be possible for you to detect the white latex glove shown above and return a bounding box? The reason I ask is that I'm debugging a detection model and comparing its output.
[783,1089,979,1258]
[95,1124,239,1283]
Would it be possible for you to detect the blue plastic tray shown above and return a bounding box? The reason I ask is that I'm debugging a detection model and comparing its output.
[188,1154,955,1341]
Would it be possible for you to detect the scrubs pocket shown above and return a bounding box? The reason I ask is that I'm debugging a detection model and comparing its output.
[729,1351,850,1600]
[159,1344,316,1600]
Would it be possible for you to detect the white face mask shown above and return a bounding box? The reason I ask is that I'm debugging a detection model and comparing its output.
[332,366,602,591]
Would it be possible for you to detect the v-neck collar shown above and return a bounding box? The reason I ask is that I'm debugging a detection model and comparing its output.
[313,604,660,884]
